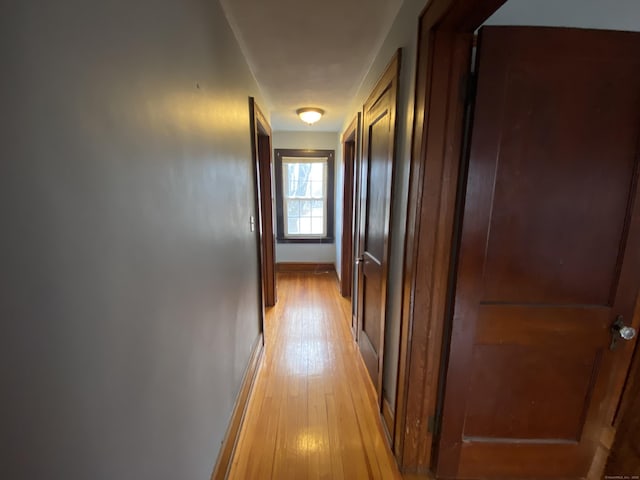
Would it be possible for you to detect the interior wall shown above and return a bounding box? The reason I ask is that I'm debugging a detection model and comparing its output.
[342,0,427,412]
[484,0,640,30]
[272,131,342,270]
[0,0,265,478]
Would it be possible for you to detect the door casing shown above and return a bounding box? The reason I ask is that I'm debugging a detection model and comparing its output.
[249,98,276,314]
[340,115,359,300]
[341,114,361,339]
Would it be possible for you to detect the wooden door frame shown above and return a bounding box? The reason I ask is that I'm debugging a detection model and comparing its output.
[394,0,510,473]
[340,112,361,339]
[340,115,359,299]
[395,0,640,476]
[249,98,276,313]
[607,299,640,473]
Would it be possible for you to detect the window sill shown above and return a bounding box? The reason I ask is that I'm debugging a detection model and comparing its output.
[277,237,334,244]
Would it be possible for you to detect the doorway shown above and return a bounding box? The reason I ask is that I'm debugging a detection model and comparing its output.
[340,114,360,340]
[249,98,276,309]
[339,117,357,299]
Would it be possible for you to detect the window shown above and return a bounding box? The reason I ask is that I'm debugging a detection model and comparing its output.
[274,149,334,243]
[283,158,327,236]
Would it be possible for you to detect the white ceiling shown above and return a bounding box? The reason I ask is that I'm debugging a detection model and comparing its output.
[220,0,404,132]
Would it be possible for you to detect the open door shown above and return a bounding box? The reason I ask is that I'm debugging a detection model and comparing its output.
[249,98,276,308]
[437,27,640,479]
[356,51,401,401]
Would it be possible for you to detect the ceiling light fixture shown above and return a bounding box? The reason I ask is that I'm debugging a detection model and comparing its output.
[297,107,324,125]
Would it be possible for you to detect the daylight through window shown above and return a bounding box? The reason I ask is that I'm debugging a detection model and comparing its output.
[282,157,327,237]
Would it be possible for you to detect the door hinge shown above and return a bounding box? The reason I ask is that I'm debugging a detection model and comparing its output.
[428,414,441,435]
[461,72,477,107]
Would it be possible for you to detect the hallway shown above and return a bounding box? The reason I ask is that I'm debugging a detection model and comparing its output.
[228,272,401,479]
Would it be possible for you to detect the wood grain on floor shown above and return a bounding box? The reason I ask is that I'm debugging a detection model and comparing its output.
[228,272,402,479]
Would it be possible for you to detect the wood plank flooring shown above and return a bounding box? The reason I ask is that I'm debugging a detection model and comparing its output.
[228,272,402,479]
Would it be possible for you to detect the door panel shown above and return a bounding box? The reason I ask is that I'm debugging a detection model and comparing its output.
[356,52,400,400]
[437,27,640,479]
[361,253,382,378]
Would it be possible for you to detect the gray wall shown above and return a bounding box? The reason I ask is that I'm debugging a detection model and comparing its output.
[271,131,341,270]
[342,0,426,412]
[484,0,640,30]
[0,0,264,478]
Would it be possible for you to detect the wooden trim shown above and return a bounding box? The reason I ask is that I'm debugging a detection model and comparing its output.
[276,262,336,273]
[395,0,507,474]
[211,333,265,480]
[341,114,359,144]
[249,98,276,310]
[351,112,363,342]
[253,100,271,138]
[275,237,335,244]
[382,396,395,443]
[613,298,640,429]
[258,133,276,306]
[604,295,640,476]
[340,114,360,297]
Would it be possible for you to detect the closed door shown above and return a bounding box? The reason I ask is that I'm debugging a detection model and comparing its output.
[437,27,640,479]
[357,52,400,399]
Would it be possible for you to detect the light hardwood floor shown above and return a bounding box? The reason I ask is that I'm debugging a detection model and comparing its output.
[228,272,402,479]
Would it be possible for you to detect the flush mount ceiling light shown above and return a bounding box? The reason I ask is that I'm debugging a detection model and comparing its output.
[296,107,324,125]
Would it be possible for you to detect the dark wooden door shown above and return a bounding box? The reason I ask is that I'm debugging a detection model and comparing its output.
[357,52,400,399]
[437,27,640,479]
[340,139,355,298]
[249,98,276,309]
[258,134,276,307]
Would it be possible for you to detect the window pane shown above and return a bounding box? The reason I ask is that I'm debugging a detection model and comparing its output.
[310,163,324,181]
[287,218,299,235]
[312,200,323,217]
[287,199,299,217]
[299,217,311,234]
[311,217,324,234]
[285,164,296,196]
[311,181,323,198]
[285,163,311,197]
[300,200,312,216]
